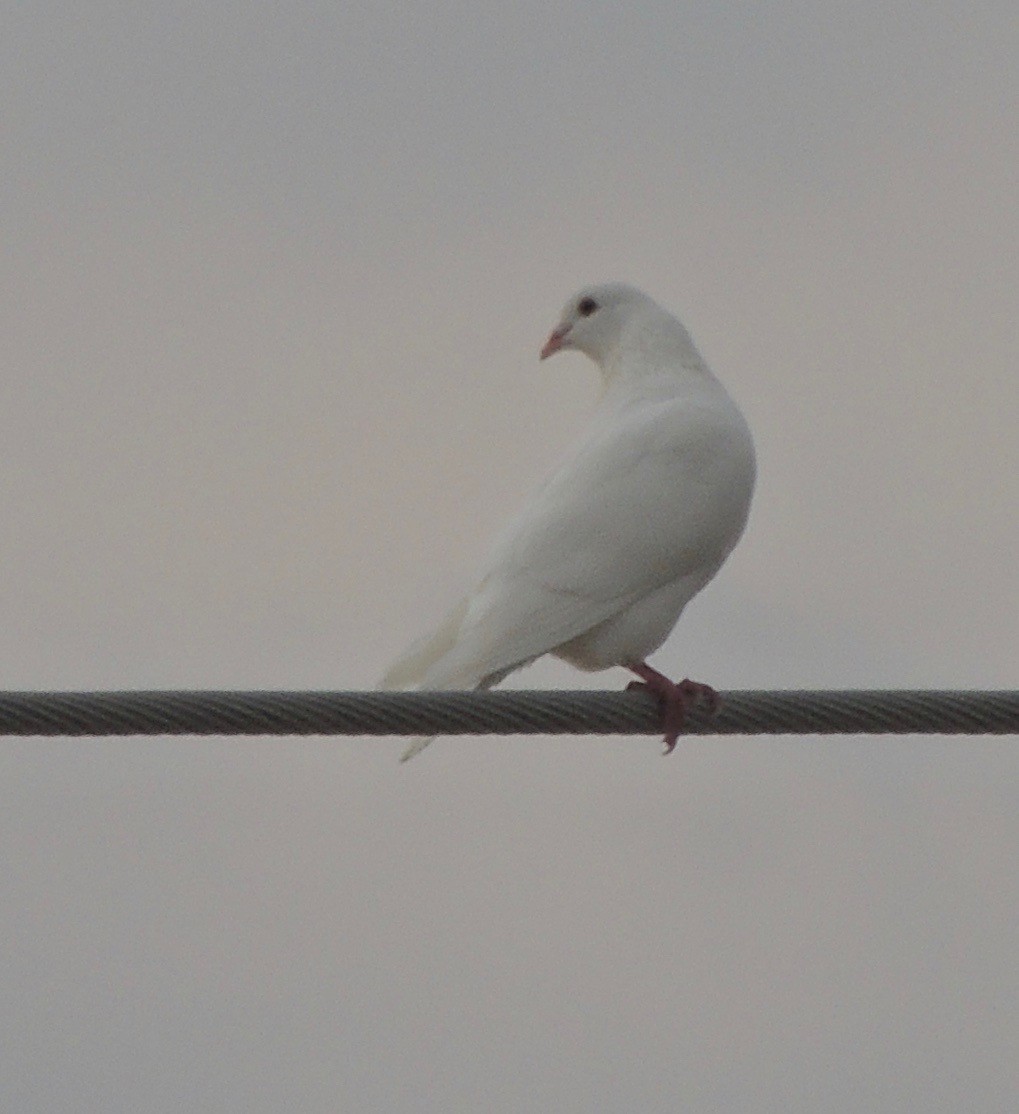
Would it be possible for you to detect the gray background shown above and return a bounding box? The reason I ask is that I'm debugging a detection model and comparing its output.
[3,3,1017,1110]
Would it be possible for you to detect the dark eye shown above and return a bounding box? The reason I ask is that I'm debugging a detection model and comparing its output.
[577,297,598,317]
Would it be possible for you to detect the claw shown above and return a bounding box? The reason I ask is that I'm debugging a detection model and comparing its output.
[626,663,719,755]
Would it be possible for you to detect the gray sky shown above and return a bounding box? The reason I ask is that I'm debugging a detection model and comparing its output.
[2,3,1017,1111]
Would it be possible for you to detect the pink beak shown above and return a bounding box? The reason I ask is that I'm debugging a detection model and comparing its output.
[540,326,569,360]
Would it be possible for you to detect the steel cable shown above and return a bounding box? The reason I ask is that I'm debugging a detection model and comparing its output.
[0,689,1015,737]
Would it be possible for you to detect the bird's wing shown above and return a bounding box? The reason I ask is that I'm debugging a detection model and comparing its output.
[408,396,753,690]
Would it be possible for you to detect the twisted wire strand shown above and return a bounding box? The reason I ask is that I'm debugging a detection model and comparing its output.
[0,689,1015,738]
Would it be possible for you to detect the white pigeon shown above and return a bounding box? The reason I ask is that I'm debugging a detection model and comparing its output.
[382,283,756,760]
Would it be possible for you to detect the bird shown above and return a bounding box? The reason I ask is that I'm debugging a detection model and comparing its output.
[381,282,756,761]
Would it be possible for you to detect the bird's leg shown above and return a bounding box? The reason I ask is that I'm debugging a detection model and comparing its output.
[625,662,719,755]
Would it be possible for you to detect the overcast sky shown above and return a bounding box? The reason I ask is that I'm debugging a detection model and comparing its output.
[2,3,1017,1111]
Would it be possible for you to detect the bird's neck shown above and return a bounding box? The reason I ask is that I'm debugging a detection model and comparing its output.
[599,310,709,380]
[598,334,715,397]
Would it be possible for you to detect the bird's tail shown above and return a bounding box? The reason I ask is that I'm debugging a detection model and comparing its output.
[379,598,469,691]
[379,597,485,762]
[398,734,437,763]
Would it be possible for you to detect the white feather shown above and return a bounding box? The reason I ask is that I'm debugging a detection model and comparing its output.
[381,283,756,761]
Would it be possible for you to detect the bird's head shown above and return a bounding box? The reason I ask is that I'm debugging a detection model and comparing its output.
[539,283,652,364]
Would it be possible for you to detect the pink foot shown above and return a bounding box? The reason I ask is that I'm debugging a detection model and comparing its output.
[625,662,719,755]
